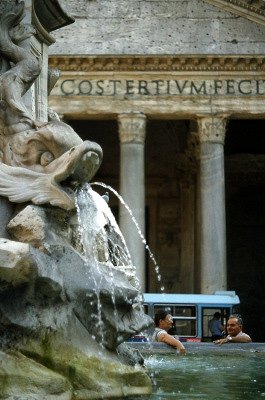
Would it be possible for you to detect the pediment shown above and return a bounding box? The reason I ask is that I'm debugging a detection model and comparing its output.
[203,0,265,26]
[203,0,265,25]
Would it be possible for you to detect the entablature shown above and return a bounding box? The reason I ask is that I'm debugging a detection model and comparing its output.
[49,55,265,73]
[48,55,265,120]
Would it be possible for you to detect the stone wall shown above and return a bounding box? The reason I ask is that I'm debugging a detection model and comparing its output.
[49,0,265,56]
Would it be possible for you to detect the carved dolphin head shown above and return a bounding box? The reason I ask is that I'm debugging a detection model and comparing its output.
[0,120,103,210]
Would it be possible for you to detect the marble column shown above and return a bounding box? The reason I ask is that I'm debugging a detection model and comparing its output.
[197,116,228,294]
[118,113,147,290]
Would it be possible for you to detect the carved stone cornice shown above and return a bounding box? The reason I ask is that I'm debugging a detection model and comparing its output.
[203,0,265,26]
[48,55,265,73]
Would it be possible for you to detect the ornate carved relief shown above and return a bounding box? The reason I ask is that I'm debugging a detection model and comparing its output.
[118,113,146,144]
[197,116,227,144]
[49,55,265,73]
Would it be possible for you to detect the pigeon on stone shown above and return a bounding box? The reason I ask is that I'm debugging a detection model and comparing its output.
[101,191,109,203]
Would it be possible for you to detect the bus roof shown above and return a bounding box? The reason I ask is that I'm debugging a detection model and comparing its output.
[143,291,240,306]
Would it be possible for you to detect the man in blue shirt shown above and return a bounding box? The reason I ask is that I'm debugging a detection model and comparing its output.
[209,312,224,341]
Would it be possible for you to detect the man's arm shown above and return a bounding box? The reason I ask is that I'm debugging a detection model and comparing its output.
[214,333,252,345]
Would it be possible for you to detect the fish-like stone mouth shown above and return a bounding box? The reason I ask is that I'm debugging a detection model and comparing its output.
[47,142,103,210]
[60,150,102,199]
[69,149,102,185]
[0,141,103,211]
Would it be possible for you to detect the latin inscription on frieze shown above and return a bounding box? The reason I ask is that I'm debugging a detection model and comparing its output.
[58,79,265,97]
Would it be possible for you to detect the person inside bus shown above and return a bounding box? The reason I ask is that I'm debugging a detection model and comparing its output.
[214,314,252,344]
[152,309,186,354]
[208,311,225,341]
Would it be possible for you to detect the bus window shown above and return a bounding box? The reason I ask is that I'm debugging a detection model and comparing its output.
[174,318,196,336]
[143,304,148,314]
[173,306,196,317]
[202,307,230,341]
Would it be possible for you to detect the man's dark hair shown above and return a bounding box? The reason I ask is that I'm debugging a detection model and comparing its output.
[154,309,169,327]
[214,312,221,318]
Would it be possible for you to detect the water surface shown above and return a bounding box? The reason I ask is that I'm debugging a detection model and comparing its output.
[145,351,265,400]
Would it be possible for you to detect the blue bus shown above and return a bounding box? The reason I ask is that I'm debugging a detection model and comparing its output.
[137,291,240,342]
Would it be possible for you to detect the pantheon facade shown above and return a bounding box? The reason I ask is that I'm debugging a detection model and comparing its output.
[46,0,265,340]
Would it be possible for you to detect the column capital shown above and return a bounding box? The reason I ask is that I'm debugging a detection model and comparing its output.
[196,115,228,145]
[118,112,146,144]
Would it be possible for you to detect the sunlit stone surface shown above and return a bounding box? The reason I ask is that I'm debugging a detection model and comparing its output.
[0,1,152,398]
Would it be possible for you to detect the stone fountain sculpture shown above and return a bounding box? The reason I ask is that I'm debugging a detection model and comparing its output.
[0,1,152,398]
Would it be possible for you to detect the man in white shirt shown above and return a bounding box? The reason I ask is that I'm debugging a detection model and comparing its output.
[214,314,252,345]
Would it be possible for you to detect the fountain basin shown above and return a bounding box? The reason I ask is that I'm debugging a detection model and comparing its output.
[127,341,265,354]
[128,342,265,400]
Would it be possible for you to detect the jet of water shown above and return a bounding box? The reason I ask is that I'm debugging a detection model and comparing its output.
[91,181,165,293]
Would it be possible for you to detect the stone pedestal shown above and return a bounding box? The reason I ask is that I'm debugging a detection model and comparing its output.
[118,113,147,290]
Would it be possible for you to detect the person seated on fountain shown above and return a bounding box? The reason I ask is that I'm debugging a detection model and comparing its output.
[214,314,252,345]
[152,309,186,354]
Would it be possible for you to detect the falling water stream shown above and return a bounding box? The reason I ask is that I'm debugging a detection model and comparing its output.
[74,183,143,347]
[75,184,105,347]
[91,181,165,292]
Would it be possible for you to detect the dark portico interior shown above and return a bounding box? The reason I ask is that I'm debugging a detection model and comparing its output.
[68,118,265,342]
